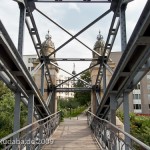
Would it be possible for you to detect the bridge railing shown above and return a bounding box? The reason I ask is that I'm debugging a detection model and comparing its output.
[0,111,61,150]
[87,111,150,150]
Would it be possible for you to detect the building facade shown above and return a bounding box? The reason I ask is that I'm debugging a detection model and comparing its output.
[57,74,75,100]
[23,55,75,100]
[23,55,37,72]
[23,52,150,114]
[110,52,150,114]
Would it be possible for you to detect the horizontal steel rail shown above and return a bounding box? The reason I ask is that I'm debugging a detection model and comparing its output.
[56,87,92,92]
[0,111,61,150]
[87,111,150,150]
[48,58,101,61]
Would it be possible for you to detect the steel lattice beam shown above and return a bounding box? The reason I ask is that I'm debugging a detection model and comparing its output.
[0,21,50,118]
[96,0,150,118]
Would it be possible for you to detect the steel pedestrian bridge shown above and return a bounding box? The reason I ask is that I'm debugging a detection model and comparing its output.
[0,0,150,149]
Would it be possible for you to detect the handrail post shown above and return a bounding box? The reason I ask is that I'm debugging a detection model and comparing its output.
[12,92,21,150]
[110,94,117,150]
[27,93,34,150]
[123,92,131,150]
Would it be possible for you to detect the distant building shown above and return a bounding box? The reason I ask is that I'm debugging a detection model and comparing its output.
[110,52,150,114]
[22,51,150,114]
[57,74,74,100]
[23,55,74,100]
[23,55,37,72]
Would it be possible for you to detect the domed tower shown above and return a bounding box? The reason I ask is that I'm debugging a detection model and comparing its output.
[93,31,105,58]
[41,31,55,58]
[33,31,59,113]
[90,31,115,114]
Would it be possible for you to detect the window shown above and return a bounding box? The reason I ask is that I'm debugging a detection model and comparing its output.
[133,104,141,110]
[147,85,150,93]
[28,58,31,63]
[147,75,150,83]
[31,67,34,71]
[28,58,36,63]
[134,83,140,89]
[133,94,141,99]
[149,104,150,109]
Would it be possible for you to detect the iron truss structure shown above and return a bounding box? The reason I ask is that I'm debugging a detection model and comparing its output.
[0,0,150,150]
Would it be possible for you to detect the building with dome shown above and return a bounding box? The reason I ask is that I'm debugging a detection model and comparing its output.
[32,31,59,113]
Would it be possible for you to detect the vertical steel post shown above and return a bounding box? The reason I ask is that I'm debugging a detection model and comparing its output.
[110,94,117,125]
[50,90,57,113]
[123,92,131,150]
[39,125,43,149]
[120,3,130,149]
[18,3,26,57]
[12,92,21,150]
[41,63,45,96]
[103,65,106,93]
[27,93,34,150]
[110,94,117,150]
[120,3,127,52]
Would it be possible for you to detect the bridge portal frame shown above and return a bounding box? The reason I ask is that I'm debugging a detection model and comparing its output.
[1,1,150,150]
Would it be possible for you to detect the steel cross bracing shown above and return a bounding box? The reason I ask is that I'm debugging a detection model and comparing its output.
[1,0,150,149]
[96,0,150,118]
[20,0,120,95]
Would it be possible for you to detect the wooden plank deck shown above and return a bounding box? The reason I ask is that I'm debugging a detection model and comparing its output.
[42,114,100,150]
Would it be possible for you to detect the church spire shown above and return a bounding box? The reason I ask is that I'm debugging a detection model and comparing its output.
[72,63,76,75]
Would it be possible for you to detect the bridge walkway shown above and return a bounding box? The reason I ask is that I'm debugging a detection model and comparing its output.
[42,113,100,150]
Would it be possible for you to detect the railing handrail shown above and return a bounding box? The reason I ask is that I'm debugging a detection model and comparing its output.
[0,111,61,143]
[87,111,150,150]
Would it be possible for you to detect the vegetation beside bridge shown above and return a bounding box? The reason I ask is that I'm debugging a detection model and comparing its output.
[117,110,150,147]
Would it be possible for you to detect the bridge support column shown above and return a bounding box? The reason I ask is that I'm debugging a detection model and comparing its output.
[103,64,106,93]
[110,94,117,125]
[123,92,131,150]
[18,3,26,57]
[50,91,57,113]
[110,94,117,150]
[120,2,127,52]
[27,93,34,150]
[41,63,45,96]
[90,65,100,114]
[91,90,97,114]
[12,92,21,150]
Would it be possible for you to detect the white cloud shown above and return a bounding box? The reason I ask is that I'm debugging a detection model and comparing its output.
[0,0,147,75]
[68,3,80,13]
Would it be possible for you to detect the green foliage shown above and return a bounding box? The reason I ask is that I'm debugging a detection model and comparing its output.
[130,115,150,146]
[58,98,80,109]
[57,71,91,119]
[74,71,91,106]
[116,110,150,147]
[61,106,86,118]
[0,81,27,139]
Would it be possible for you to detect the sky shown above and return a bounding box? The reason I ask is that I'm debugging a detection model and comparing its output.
[0,0,147,76]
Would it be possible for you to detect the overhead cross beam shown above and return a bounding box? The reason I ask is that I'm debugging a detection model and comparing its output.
[33,0,111,3]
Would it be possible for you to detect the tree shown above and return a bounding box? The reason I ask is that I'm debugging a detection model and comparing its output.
[0,81,27,139]
[74,71,91,106]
